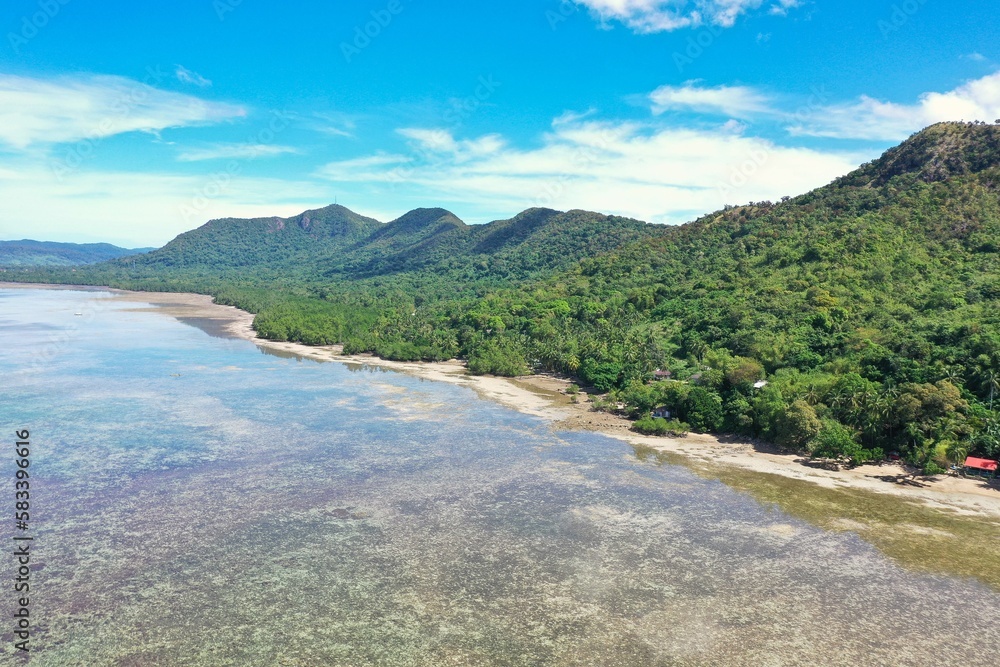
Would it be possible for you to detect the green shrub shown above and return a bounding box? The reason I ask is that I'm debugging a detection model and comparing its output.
[591,396,616,412]
[632,416,690,436]
[810,419,883,466]
[922,461,948,476]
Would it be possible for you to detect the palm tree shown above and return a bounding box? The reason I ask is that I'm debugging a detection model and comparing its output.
[984,369,999,411]
[880,382,900,442]
[828,389,846,413]
[946,441,968,468]
[688,339,708,363]
[942,365,963,385]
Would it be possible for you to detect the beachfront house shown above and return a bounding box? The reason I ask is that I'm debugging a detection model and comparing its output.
[652,406,671,419]
[963,456,998,479]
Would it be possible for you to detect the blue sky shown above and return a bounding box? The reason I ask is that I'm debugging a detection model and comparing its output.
[0,0,998,247]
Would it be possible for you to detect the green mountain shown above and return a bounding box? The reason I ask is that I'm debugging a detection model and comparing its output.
[87,203,663,292]
[325,207,662,282]
[328,207,471,278]
[0,240,154,267]
[438,121,999,464]
[8,121,999,467]
[133,204,382,272]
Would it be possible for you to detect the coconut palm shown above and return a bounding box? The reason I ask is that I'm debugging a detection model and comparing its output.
[983,369,999,411]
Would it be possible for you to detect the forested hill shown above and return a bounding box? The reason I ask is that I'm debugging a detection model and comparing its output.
[0,240,154,267]
[7,121,1000,469]
[431,121,999,468]
[322,122,999,469]
[131,204,383,272]
[96,203,663,288]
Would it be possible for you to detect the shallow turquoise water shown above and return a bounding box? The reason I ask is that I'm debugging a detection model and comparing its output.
[1,287,999,666]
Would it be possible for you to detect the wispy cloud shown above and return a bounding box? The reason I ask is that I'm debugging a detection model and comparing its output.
[649,73,1000,142]
[310,112,356,138]
[769,0,801,17]
[177,143,300,161]
[575,0,798,33]
[318,125,354,138]
[175,65,212,87]
[397,128,506,161]
[316,117,865,224]
[313,153,413,181]
[0,73,245,151]
[789,70,1000,140]
[650,82,773,117]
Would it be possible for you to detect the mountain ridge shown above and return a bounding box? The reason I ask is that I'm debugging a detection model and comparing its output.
[0,240,155,267]
[102,201,664,286]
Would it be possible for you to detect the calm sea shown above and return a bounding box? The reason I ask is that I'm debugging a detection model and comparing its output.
[1,287,998,666]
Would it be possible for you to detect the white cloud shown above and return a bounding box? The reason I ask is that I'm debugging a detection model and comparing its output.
[175,65,212,88]
[0,73,245,150]
[397,128,506,161]
[397,128,459,153]
[310,112,356,138]
[318,125,354,138]
[314,153,413,181]
[575,0,796,33]
[769,0,801,17]
[177,143,301,161]
[650,82,773,117]
[316,119,866,225]
[789,71,1000,140]
[721,119,747,133]
[0,163,330,247]
[553,109,599,126]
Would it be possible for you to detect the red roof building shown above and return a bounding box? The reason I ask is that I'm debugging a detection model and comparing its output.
[963,457,998,473]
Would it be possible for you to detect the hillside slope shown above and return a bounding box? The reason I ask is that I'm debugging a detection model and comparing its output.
[432,122,999,465]
[132,204,382,272]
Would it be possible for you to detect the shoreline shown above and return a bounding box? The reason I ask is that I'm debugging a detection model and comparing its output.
[6,281,1000,519]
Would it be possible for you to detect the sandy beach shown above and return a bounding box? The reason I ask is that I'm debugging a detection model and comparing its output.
[6,282,1000,520]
